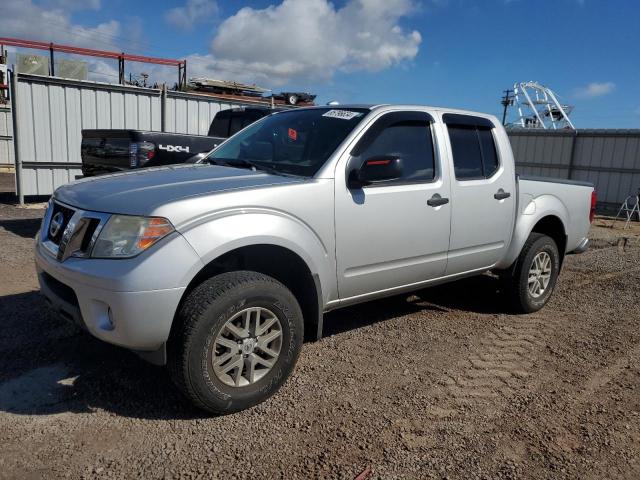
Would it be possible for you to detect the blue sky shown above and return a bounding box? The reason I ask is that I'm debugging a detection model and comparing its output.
[2,0,639,127]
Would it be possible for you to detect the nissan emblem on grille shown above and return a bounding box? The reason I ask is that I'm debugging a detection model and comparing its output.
[49,211,65,238]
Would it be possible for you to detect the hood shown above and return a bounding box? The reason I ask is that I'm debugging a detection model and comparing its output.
[54,164,303,215]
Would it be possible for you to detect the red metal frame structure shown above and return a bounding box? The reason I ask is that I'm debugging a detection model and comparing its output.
[0,37,187,88]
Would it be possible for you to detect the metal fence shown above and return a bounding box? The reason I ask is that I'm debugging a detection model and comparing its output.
[0,105,13,166]
[508,129,640,213]
[10,72,273,199]
[8,74,640,212]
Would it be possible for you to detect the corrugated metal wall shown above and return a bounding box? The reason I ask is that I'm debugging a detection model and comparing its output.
[0,105,13,166]
[13,74,163,196]
[10,73,639,209]
[508,129,640,211]
[11,74,264,197]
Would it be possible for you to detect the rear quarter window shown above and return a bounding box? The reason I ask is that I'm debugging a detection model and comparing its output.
[209,111,231,137]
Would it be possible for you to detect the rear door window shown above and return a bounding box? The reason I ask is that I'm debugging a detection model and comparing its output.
[447,118,499,180]
[448,126,483,179]
[478,129,499,177]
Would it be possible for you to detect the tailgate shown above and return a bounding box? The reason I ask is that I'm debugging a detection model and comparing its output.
[81,130,137,174]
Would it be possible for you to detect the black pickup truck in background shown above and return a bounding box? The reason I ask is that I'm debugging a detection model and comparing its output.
[81,106,275,177]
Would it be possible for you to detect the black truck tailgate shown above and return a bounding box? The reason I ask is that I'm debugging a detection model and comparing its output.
[81,130,224,177]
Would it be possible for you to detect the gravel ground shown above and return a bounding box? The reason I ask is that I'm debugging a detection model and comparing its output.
[0,172,639,479]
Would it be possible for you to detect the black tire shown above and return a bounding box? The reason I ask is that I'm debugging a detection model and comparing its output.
[288,94,298,105]
[502,233,560,313]
[168,271,304,415]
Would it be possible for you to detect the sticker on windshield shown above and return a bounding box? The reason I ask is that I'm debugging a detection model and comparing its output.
[288,128,298,141]
[322,109,363,120]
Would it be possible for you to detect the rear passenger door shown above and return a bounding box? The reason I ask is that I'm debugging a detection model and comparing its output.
[443,114,516,274]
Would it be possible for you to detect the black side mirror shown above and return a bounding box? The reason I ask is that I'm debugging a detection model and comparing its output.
[348,156,403,188]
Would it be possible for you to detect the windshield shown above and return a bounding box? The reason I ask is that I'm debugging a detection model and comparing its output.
[206,107,369,177]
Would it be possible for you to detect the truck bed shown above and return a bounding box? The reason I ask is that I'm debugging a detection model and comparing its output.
[518,175,593,253]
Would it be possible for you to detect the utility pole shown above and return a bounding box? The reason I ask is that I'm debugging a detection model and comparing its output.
[501,89,513,126]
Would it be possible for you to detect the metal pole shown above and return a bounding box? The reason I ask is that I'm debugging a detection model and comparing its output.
[161,84,167,132]
[49,43,55,76]
[520,86,545,129]
[179,60,186,90]
[9,68,23,205]
[118,56,125,85]
[546,88,575,130]
[566,131,579,181]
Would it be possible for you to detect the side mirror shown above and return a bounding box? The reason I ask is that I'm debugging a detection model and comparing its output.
[348,156,403,188]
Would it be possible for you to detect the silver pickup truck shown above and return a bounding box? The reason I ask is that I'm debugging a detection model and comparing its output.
[35,105,595,414]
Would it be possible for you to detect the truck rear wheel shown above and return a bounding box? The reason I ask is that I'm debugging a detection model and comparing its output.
[502,233,560,313]
[168,271,304,414]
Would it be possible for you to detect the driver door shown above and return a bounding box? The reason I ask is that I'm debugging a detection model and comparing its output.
[334,111,452,301]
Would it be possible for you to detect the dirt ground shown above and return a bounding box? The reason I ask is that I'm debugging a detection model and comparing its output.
[0,172,639,479]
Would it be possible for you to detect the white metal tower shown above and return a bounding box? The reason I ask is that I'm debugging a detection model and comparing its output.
[511,81,575,130]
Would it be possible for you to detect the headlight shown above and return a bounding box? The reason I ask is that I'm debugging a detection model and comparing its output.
[92,215,174,258]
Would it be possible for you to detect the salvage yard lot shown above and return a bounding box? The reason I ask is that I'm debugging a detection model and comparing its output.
[0,175,638,479]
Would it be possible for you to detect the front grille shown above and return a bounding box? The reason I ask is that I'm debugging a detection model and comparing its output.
[41,201,111,261]
[80,218,101,251]
[48,203,76,245]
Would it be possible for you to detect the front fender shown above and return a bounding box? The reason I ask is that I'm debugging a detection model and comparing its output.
[178,208,336,304]
[497,194,569,269]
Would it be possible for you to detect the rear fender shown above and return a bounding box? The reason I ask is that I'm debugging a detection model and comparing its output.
[496,194,569,269]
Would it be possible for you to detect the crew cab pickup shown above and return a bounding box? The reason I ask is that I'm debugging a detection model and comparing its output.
[80,106,274,177]
[36,105,595,414]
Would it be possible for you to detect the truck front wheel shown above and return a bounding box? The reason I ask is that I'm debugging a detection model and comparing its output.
[502,233,560,313]
[168,271,304,414]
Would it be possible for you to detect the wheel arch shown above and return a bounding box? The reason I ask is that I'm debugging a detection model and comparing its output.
[173,243,325,343]
[498,194,570,269]
[530,215,567,262]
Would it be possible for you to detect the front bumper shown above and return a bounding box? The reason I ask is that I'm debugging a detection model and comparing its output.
[35,231,203,357]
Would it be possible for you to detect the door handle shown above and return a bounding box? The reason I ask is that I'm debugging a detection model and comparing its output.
[427,193,449,207]
[494,189,511,200]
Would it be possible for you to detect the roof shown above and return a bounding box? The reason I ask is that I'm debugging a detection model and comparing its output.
[506,128,640,137]
[295,103,497,117]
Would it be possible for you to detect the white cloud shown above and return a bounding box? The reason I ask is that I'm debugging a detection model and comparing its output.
[208,0,422,86]
[0,0,151,83]
[165,0,218,30]
[86,59,120,83]
[0,0,124,51]
[1,0,424,89]
[42,0,101,10]
[574,82,616,99]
